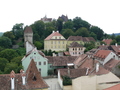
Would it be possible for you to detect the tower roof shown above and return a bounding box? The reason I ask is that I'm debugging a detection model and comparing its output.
[26,59,49,89]
[24,26,33,33]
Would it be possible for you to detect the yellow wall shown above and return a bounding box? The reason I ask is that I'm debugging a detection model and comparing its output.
[44,40,67,51]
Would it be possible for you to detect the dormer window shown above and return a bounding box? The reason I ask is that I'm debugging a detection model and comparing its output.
[33,76,37,81]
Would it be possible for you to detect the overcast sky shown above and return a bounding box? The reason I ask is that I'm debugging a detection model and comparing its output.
[0,0,120,34]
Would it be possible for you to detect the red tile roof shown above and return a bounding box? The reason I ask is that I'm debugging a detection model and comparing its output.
[104,59,120,71]
[24,26,33,33]
[67,36,83,41]
[69,42,83,47]
[26,59,49,89]
[94,50,112,59]
[0,59,48,90]
[103,84,120,90]
[89,65,110,75]
[59,68,87,78]
[73,54,87,66]
[45,31,64,40]
[109,45,120,53]
[103,39,112,45]
[67,36,96,42]
[46,56,77,66]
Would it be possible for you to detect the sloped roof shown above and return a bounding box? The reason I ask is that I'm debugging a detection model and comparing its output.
[45,31,64,40]
[67,36,83,41]
[98,45,109,50]
[103,84,120,90]
[59,68,87,78]
[104,59,120,71]
[46,56,77,66]
[103,39,112,45]
[0,60,48,90]
[109,45,120,53]
[89,65,110,75]
[69,42,83,47]
[26,59,49,89]
[24,26,33,33]
[67,36,96,42]
[73,54,87,65]
[94,50,112,59]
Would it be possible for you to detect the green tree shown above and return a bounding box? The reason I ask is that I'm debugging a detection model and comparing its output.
[90,26,104,40]
[63,20,74,29]
[34,41,42,50]
[116,35,120,42]
[75,27,89,37]
[110,39,117,45]
[61,29,74,39]
[90,32,97,40]
[11,56,23,66]
[4,62,20,74]
[3,31,15,40]
[0,36,12,48]
[57,18,63,32]
[84,41,95,52]
[31,20,45,40]
[12,23,24,40]
[0,58,8,72]
[62,76,72,85]
[0,49,19,62]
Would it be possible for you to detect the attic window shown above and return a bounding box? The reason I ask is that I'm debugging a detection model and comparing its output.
[34,53,36,54]
[33,76,37,81]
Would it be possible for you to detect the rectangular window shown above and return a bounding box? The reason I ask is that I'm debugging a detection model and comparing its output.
[39,62,41,65]
[39,68,41,72]
[44,61,46,65]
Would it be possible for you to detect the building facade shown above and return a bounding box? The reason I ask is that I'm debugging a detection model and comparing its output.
[68,42,86,56]
[44,31,67,51]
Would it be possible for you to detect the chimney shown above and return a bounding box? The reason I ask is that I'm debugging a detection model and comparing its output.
[10,70,15,90]
[102,44,104,46]
[115,43,118,47]
[96,63,99,72]
[57,30,59,33]
[68,66,70,75]
[86,68,89,75]
[20,69,26,85]
[52,31,55,33]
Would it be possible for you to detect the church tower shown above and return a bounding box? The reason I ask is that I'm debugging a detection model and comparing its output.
[24,26,33,45]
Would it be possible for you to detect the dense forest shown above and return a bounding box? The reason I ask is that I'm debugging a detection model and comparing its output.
[0,16,119,74]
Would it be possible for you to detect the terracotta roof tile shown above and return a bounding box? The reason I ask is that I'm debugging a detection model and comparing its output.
[104,59,120,71]
[24,26,33,33]
[94,50,112,59]
[103,39,112,45]
[59,68,87,78]
[67,36,96,42]
[69,42,83,47]
[73,54,87,65]
[46,56,77,66]
[89,65,109,75]
[0,59,48,90]
[45,31,64,40]
[103,84,120,90]
[67,36,83,41]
